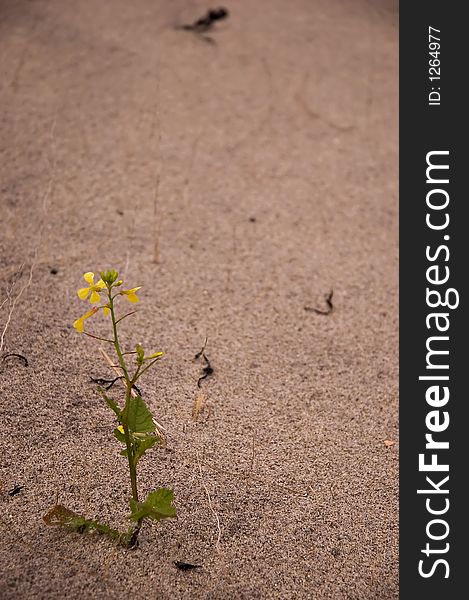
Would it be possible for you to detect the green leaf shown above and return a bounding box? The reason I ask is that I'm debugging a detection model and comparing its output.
[119,433,159,463]
[98,387,122,419]
[116,430,159,463]
[113,427,126,444]
[126,395,154,434]
[43,504,125,542]
[129,488,176,522]
[133,434,159,465]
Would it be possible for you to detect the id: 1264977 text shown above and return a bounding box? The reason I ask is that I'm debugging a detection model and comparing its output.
[428,26,441,106]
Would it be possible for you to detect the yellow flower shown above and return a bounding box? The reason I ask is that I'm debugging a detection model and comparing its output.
[103,305,111,316]
[117,425,125,434]
[77,272,106,304]
[73,307,99,333]
[120,287,141,303]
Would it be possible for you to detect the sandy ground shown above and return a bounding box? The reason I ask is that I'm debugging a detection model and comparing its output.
[0,1,398,598]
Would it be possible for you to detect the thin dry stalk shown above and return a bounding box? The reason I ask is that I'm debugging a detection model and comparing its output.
[181,133,201,209]
[196,449,221,551]
[0,117,56,354]
[150,57,163,265]
[192,391,206,421]
[152,171,162,264]
[0,261,35,356]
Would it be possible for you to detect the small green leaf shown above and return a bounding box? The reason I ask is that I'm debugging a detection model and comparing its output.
[113,427,126,444]
[98,387,122,419]
[129,488,176,522]
[126,395,154,434]
[133,435,159,465]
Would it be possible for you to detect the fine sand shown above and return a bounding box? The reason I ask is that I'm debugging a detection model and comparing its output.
[0,1,398,598]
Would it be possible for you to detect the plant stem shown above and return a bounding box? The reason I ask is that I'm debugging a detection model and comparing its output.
[83,332,115,343]
[109,294,130,385]
[128,522,142,548]
[133,356,162,382]
[108,290,138,503]
[123,387,139,503]
[107,286,143,547]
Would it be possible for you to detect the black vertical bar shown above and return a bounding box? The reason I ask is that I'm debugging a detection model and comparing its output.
[400,3,467,597]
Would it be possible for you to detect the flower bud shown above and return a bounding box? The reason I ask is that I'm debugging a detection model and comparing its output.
[136,344,145,365]
[100,270,119,286]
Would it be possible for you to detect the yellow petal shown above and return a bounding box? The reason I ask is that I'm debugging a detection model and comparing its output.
[73,317,85,332]
[117,425,125,434]
[77,287,90,300]
[83,272,95,284]
[73,307,98,332]
[89,290,101,304]
[103,306,110,316]
[96,278,106,289]
[121,287,141,303]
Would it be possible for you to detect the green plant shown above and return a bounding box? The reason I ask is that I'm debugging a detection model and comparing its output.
[44,269,176,548]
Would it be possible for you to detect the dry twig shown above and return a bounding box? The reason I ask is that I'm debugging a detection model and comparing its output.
[196,450,221,551]
[0,118,56,354]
